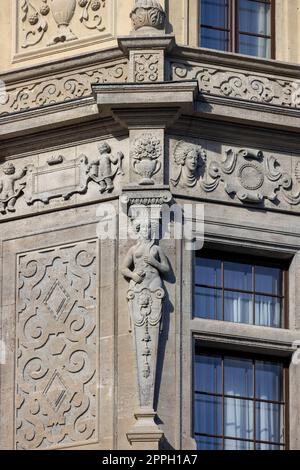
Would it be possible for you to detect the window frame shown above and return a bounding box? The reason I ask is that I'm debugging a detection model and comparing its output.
[193,344,290,450]
[194,250,289,329]
[199,0,276,59]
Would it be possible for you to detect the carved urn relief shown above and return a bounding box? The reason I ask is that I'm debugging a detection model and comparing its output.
[131,134,162,185]
[49,0,77,43]
[130,0,166,32]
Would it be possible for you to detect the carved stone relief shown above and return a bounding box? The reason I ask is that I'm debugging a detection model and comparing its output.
[130,0,166,33]
[171,141,206,188]
[86,142,124,194]
[24,155,88,204]
[0,59,128,115]
[131,133,162,185]
[16,241,98,449]
[121,209,170,408]
[131,51,162,83]
[170,140,300,208]
[0,141,126,217]
[0,162,27,214]
[16,0,111,59]
[171,61,300,109]
[202,148,297,204]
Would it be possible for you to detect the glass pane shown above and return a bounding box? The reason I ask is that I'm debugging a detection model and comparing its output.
[194,354,222,393]
[195,394,222,436]
[255,296,281,328]
[256,402,284,444]
[224,291,253,324]
[239,0,271,35]
[201,27,229,51]
[224,261,252,291]
[255,361,283,402]
[196,436,223,450]
[224,357,253,398]
[255,266,282,296]
[224,439,254,450]
[195,257,222,287]
[201,0,229,28]
[239,34,271,58]
[194,286,222,320]
[224,398,254,440]
[256,442,283,450]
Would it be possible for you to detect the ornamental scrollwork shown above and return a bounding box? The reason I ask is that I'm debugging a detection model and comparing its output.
[16,242,98,449]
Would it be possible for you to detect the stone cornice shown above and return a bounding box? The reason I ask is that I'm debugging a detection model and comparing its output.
[170,45,300,79]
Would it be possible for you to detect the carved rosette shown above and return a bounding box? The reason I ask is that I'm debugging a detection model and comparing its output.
[130,0,166,32]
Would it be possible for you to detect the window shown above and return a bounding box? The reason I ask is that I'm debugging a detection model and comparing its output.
[199,0,274,58]
[194,253,287,328]
[194,348,288,450]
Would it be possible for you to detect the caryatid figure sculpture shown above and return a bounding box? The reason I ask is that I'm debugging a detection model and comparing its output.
[122,216,169,408]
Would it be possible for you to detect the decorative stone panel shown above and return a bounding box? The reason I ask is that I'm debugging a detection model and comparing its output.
[14,0,116,62]
[16,240,98,449]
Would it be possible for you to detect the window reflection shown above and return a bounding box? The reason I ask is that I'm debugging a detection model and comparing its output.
[194,351,286,450]
[194,255,285,328]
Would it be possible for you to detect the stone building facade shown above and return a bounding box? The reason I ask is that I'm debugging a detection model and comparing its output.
[1,0,300,451]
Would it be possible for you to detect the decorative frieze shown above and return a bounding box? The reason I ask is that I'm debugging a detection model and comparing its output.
[0,140,126,217]
[171,141,300,208]
[0,59,128,115]
[171,61,300,109]
[16,241,98,449]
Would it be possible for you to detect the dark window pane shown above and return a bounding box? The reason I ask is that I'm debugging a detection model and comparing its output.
[201,27,229,51]
[194,354,222,393]
[255,296,281,328]
[196,436,223,450]
[224,357,253,398]
[239,34,271,58]
[201,0,229,28]
[256,402,284,444]
[255,266,282,296]
[224,438,254,450]
[195,394,222,436]
[224,291,253,324]
[224,261,252,291]
[194,286,222,320]
[224,398,254,440]
[239,0,271,35]
[255,361,283,402]
[195,257,222,287]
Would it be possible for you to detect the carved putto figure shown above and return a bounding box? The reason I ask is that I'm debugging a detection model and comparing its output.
[122,215,169,406]
[171,141,206,188]
[0,162,27,214]
[87,142,124,193]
